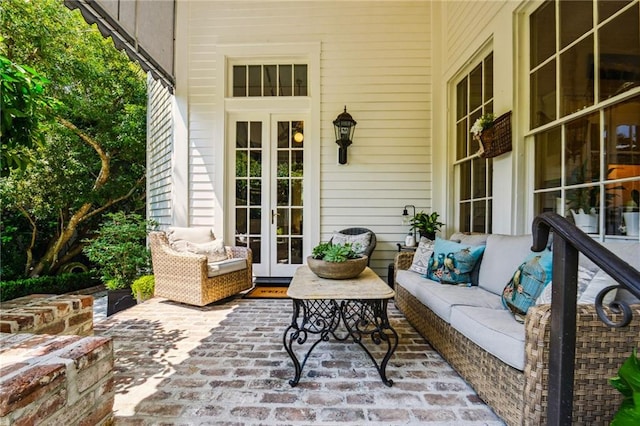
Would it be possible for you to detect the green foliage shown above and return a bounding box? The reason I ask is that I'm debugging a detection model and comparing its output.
[0,272,100,302]
[610,348,640,425]
[83,212,156,290]
[131,275,155,300]
[311,242,359,263]
[409,211,444,236]
[0,0,148,278]
[0,51,56,174]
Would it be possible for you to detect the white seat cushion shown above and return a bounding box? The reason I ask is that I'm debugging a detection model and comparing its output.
[478,234,534,295]
[396,270,504,323]
[450,305,525,370]
[207,258,246,277]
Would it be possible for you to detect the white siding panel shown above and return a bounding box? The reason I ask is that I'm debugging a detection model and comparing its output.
[183,1,431,278]
[147,75,173,226]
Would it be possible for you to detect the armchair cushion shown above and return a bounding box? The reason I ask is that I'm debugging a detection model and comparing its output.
[167,226,215,244]
[207,258,247,277]
[173,240,228,263]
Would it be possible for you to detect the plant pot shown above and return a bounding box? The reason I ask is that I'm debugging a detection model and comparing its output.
[106,288,137,316]
[420,231,436,241]
[306,255,368,280]
[623,212,639,237]
[570,209,598,234]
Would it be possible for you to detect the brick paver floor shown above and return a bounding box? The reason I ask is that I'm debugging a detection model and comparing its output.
[95,295,505,425]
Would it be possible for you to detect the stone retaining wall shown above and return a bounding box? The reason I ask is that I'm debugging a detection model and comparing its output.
[0,294,93,336]
[0,332,114,425]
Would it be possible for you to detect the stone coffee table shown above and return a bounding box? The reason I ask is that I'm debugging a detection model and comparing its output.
[282,265,398,387]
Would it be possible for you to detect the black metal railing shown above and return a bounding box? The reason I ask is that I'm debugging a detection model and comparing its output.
[532,212,640,426]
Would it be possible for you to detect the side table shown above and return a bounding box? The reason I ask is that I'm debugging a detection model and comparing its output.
[388,244,417,287]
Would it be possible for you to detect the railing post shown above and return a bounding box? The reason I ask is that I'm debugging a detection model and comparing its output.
[547,232,579,425]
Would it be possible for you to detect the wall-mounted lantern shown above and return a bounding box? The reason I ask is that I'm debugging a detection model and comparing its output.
[333,106,357,165]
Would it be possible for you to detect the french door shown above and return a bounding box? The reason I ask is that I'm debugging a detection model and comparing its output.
[230,114,307,277]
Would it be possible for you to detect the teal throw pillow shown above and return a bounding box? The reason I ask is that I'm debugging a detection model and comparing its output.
[502,249,553,322]
[425,237,486,285]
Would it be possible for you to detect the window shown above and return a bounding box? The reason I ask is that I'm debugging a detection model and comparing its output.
[531,0,640,240]
[232,64,308,97]
[455,53,494,233]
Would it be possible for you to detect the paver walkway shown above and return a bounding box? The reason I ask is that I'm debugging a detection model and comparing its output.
[95,295,505,425]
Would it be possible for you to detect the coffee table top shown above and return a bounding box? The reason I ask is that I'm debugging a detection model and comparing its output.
[287,266,395,300]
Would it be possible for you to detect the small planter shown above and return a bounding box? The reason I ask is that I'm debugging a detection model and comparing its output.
[570,209,598,234]
[307,255,368,280]
[106,288,137,316]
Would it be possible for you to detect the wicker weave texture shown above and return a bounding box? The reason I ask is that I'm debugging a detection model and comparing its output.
[149,232,253,307]
[394,255,640,425]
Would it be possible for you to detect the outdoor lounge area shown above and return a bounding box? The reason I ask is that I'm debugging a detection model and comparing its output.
[94,293,505,425]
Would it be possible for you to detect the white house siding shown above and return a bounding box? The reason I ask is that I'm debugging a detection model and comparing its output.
[147,74,174,227]
[177,1,431,278]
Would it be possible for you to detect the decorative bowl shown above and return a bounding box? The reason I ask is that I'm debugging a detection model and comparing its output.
[306,255,368,279]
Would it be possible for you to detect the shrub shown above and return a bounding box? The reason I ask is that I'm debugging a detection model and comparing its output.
[83,212,156,290]
[131,275,154,301]
[0,272,100,302]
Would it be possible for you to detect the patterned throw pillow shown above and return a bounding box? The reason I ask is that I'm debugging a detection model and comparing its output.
[409,239,435,275]
[502,249,553,322]
[331,232,372,255]
[535,265,597,305]
[425,237,486,285]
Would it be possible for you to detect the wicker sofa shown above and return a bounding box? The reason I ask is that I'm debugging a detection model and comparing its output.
[149,230,253,306]
[394,233,640,425]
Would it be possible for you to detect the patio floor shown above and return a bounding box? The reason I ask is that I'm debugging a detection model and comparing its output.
[95,295,506,425]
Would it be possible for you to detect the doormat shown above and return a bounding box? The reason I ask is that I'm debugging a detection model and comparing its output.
[244,286,289,299]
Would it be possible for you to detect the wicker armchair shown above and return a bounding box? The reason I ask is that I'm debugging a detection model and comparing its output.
[330,227,377,266]
[149,231,253,306]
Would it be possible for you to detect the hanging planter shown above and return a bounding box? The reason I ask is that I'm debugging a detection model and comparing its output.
[473,111,513,159]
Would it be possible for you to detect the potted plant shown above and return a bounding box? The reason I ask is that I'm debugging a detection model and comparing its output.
[409,211,444,241]
[609,348,640,425]
[307,242,368,279]
[131,274,155,303]
[84,212,156,315]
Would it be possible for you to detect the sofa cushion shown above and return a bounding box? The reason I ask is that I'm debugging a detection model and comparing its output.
[395,270,503,323]
[426,238,486,285]
[186,240,228,263]
[167,227,215,244]
[450,305,525,370]
[478,234,533,295]
[502,249,553,322]
[409,239,435,275]
[207,258,247,277]
[536,265,598,305]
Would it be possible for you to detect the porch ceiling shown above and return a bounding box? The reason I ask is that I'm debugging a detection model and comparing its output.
[64,0,175,91]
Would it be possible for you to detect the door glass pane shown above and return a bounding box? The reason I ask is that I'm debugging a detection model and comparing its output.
[294,65,307,96]
[277,179,289,206]
[530,0,556,68]
[278,121,289,148]
[560,35,594,117]
[292,121,304,147]
[277,208,289,234]
[235,180,247,205]
[249,208,261,234]
[277,237,289,264]
[264,65,277,96]
[250,122,262,148]
[277,151,289,177]
[291,180,303,206]
[291,208,303,235]
[233,66,246,97]
[531,59,557,128]
[279,65,292,96]
[236,122,248,148]
[559,1,593,49]
[535,127,561,190]
[248,65,261,96]
[598,4,640,101]
[291,238,303,264]
[250,237,261,264]
[249,151,261,177]
[236,208,247,235]
[292,150,303,176]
